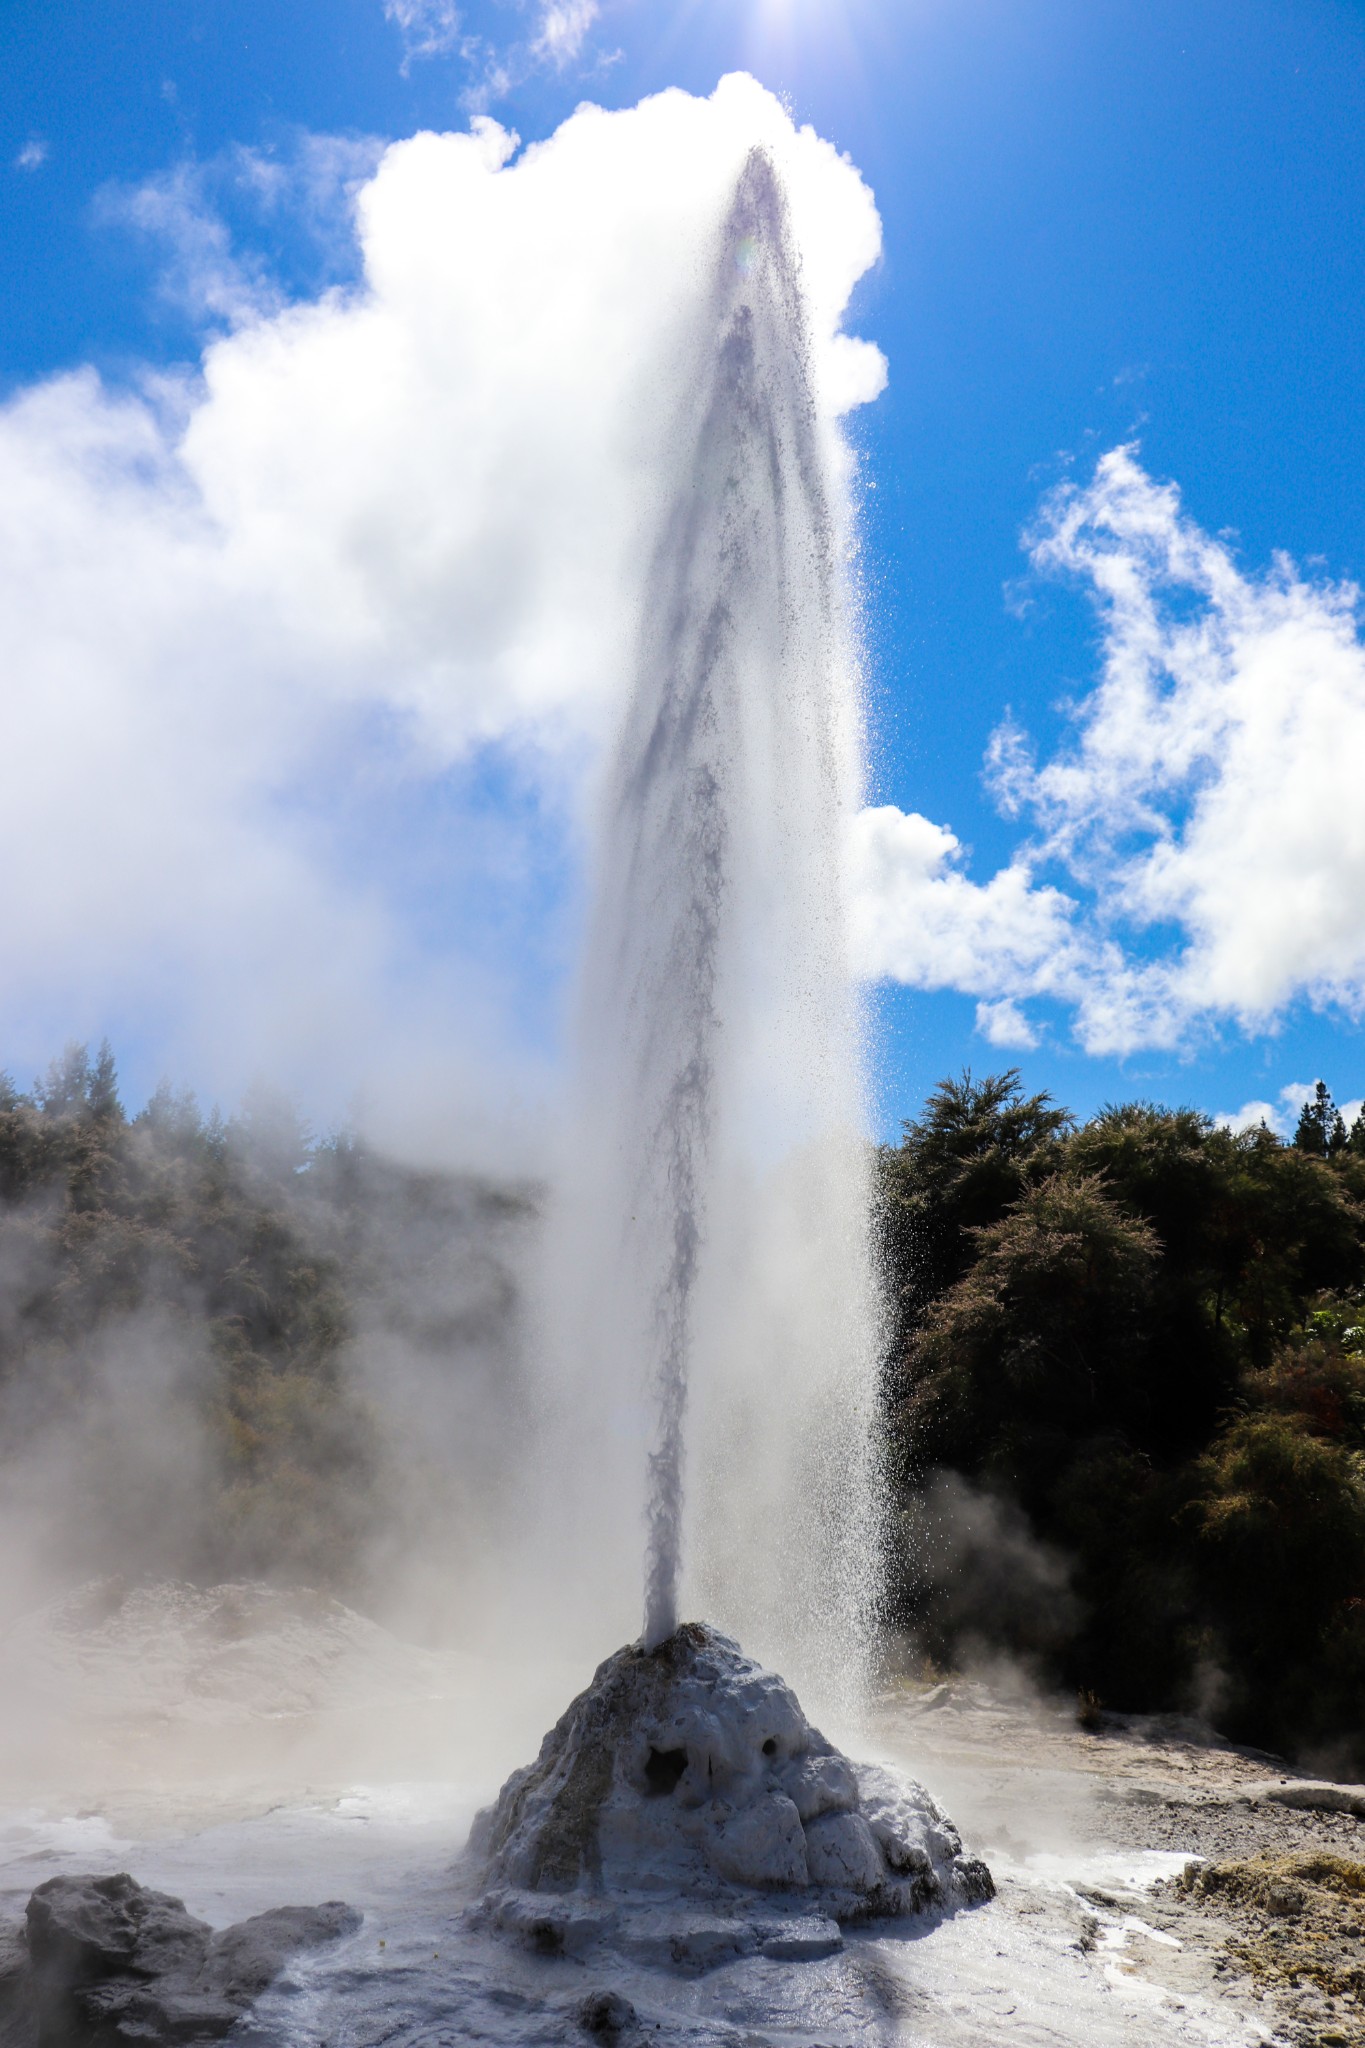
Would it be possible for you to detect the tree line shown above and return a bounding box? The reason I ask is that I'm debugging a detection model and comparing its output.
[877,1071,1365,1771]
[0,1041,529,1602]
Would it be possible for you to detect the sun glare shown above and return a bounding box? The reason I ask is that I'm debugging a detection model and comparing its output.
[742,0,887,91]
[647,0,891,105]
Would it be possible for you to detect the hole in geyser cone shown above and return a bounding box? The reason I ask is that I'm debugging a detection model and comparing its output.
[644,1745,689,1796]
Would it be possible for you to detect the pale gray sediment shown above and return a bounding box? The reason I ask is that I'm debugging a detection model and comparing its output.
[5,1589,1363,2044]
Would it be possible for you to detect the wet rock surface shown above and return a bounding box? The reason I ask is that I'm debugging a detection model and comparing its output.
[469,1623,992,1967]
[0,1925,36,2048]
[0,1872,360,2046]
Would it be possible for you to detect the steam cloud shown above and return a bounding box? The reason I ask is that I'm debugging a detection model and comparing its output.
[0,80,887,1759]
[0,76,884,1164]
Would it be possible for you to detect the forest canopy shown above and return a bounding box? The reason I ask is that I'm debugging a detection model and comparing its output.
[878,1070,1365,1773]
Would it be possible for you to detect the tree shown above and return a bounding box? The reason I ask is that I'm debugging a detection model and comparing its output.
[232,1080,313,1184]
[897,1170,1159,1499]
[883,1069,1365,1749]
[1229,1131,1364,1362]
[890,1170,1203,1703]
[1065,1103,1250,1456]
[87,1039,123,1124]
[1251,1307,1365,1450]
[34,1042,91,1118]
[1295,1080,1348,1158]
[0,1032,538,1613]
[876,1069,1071,1359]
[1188,1412,1365,1752]
[136,1080,203,1146]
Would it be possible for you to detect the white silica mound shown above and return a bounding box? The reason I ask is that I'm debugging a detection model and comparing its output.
[469,1624,992,1971]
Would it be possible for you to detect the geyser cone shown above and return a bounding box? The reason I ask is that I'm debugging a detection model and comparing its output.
[547,143,882,1703]
[470,1625,992,1964]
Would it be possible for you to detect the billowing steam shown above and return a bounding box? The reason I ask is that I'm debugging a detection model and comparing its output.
[0,78,889,1768]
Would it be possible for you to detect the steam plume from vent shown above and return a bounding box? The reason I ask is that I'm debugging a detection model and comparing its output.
[548,147,883,1707]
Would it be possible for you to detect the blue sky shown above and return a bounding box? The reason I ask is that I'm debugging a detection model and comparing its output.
[5,0,1365,1147]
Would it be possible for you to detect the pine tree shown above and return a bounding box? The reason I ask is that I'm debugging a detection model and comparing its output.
[1295,1080,1340,1157]
[35,1042,91,1117]
[87,1039,123,1124]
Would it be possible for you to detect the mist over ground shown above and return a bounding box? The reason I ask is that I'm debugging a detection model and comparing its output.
[0,1046,535,1638]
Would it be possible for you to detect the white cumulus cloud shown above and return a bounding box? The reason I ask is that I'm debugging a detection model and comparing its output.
[846,802,1162,1054]
[853,446,1365,1056]
[848,806,1076,995]
[975,1000,1038,1050]
[95,135,385,330]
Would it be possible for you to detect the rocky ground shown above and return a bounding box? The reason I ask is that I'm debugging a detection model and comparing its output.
[3,1582,1364,2044]
[0,1872,359,2047]
[875,1672,1365,2047]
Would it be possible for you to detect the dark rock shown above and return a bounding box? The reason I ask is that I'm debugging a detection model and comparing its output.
[955,1858,997,1905]
[202,1903,362,2003]
[8,1873,360,2046]
[0,1925,38,2048]
[576,1988,637,2037]
[27,1873,210,1997]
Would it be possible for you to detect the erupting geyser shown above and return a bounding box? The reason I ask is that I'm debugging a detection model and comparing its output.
[552,137,881,1702]
[481,147,990,1952]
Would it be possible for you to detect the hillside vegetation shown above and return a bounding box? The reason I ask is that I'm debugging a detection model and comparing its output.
[0,1042,531,1618]
[879,1071,1365,1773]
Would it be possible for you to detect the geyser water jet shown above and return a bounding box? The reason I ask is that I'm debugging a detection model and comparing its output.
[549,142,882,1706]
[472,148,991,1963]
